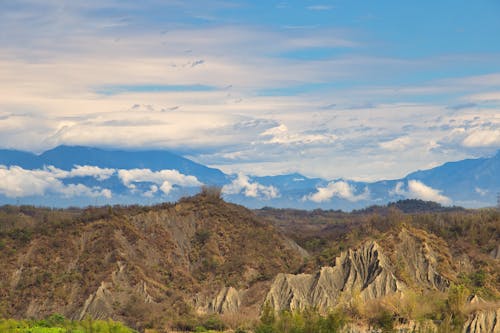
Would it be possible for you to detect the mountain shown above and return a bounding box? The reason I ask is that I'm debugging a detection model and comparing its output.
[0,145,498,209]
[0,195,498,332]
[0,145,227,185]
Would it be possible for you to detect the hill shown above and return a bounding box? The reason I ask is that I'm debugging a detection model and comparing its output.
[0,191,304,331]
[0,195,499,332]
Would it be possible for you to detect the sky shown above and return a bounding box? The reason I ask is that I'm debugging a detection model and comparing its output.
[1,0,500,181]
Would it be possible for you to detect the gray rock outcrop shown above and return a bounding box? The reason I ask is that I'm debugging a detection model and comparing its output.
[265,241,403,312]
[463,308,500,333]
[396,229,450,291]
[208,287,242,313]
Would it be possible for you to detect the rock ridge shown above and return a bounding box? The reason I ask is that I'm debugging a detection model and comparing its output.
[265,241,403,312]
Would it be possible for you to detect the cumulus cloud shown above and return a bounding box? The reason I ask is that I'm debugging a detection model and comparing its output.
[117,168,202,195]
[407,180,451,205]
[222,173,280,199]
[0,165,112,198]
[390,180,451,205]
[303,181,369,203]
[143,185,159,198]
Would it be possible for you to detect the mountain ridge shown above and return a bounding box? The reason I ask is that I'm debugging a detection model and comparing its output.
[0,145,498,209]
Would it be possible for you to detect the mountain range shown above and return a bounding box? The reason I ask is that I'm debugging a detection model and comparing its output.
[0,145,498,209]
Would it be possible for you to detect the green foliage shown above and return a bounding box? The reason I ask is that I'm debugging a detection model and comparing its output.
[194,229,211,245]
[370,310,394,332]
[255,306,347,333]
[0,316,137,333]
[202,314,226,331]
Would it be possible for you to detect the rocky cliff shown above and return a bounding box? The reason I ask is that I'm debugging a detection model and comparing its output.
[265,241,403,312]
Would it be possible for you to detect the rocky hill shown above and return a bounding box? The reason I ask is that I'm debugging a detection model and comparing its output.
[0,195,498,332]
[0,190,304,330]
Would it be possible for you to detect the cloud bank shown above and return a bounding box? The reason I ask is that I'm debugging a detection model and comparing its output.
[0,165,112,198]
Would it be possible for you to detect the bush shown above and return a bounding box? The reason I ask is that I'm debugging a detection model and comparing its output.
[202,314,226,331]
[200,186,222,200]
[372,310,394,332]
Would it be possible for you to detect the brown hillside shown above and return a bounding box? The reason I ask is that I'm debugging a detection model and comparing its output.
[0,192,305,330]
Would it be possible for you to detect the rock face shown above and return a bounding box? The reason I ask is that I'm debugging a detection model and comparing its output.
[208,287,242,314]
[265,241,403,312]
[463,308,500,333]
[395,229,450,291]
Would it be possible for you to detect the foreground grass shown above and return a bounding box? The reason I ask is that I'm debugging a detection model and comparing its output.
[0,314,137,333]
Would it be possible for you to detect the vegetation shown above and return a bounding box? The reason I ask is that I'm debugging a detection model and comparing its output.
[0,314,137,333]
[0,197,498,332]
[254,303,347,333]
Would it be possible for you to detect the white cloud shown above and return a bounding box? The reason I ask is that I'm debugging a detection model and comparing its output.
[475,187,488,196]
[0,165,111,198]
[46,165,115,180]
[222,173,280,199]
[407,180,451,205]
[303,181,369,203]
[117,168,202,195]
[379,136,412,151]
[389,180,451,205]
[462,129,500,148]
[58,183,112,199]
[143,185,159,198]
[66,165,115,180]
[260,124,337,145]
[389,181,406,196]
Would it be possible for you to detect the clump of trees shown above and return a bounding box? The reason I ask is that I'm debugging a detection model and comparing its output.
[254,303,347,333]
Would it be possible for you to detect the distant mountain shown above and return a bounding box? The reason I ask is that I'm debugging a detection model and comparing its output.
[0,145,227,184]
[404,151,500,203]
[0,145,498,209]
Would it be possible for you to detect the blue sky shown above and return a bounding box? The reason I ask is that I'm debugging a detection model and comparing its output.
[0,0,499,180]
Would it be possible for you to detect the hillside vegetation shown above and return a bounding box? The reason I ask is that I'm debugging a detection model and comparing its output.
[0,197,498,332]
[0,314,136,333]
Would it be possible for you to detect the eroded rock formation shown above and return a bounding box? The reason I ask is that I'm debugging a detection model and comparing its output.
[265,241,403,312]
[463,308,500,333]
